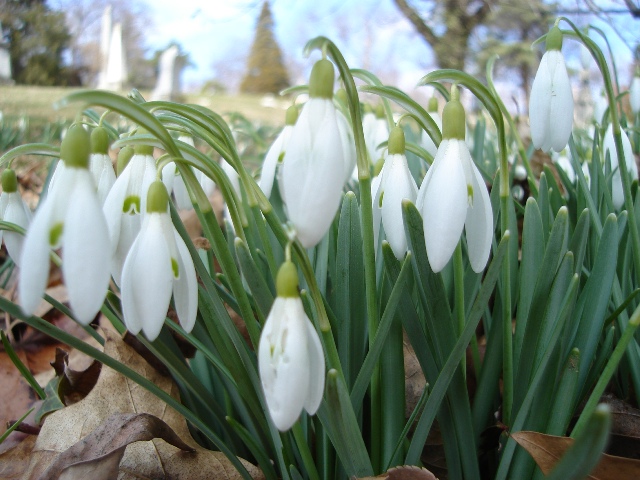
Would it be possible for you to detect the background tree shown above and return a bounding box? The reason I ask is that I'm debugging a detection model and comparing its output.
[240,1,290,95]
[393,0,496,71]
[0,0,72,86]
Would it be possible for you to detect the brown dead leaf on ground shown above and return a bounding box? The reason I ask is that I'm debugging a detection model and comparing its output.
[11,328,263,479]
[357,465,439,480]
[511,430,640,479]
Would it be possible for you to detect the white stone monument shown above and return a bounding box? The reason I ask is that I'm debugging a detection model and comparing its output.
[0,23,12,84]
[151,45,184,101]
[97,7,127,91]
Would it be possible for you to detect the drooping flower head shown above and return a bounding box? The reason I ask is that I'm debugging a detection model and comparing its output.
[258,259,325,431]
[121,180,198,341]
[103,139,156,285]
[417,85,493,273]
[280,58,346,248]
[378,126,418,260]
[89,126,116,206]
[529,26,574,153]
[19,124,111,324]
[0,168,32,265]
[259,105,297,199]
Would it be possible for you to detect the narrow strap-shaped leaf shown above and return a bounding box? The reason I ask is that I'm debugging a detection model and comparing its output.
[405,230,510,465]
[318,370,374,477]
[546,405,611,480]
[545,348,580,437]
[235,237,274,320]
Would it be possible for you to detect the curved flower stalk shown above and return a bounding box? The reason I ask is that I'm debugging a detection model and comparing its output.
[378,127,417,260]
[603,124,638,209]
[121,181,197,341]
[19,124,111,324]
[530,26,574,153]
[421,96,442,158]
[103,142,156,285]
[280,58,346,248]
[88,126,116,206]
[258,259,325,431]
[0,168,32,265]
[259,106,297,198]
[417,85,493,273]
[630,73,640,116]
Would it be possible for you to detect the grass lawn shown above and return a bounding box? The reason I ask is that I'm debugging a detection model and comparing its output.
[0,85,287,125]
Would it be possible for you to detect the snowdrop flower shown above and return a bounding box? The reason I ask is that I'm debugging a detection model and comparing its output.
[554,152,576,184]
[280,59,346,248]
[162,135,212,210]
[19,124,111,324]
[259,106,297,198]
[603,124,638,209]
[371,169,384,252]
[121,181,197,341]
[258,259,325,431]
[336,110,357,184]
[421,96,442,158]
[378,127,418,260]
[630,73,640,116]
[88,127,116,206]
[417,86,493,273]
[363,105,389,166]
[103,143,156,285]
[530,26,574,153]
[580,43,591,71]
[0,169,32,265]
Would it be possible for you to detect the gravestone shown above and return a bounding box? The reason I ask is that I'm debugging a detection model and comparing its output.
[97,7,127,91]
[151,45,184,101]
[0,23,12,84]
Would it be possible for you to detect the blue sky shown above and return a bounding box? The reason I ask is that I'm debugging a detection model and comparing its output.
[143,0,637,97]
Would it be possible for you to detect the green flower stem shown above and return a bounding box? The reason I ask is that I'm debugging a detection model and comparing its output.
[292,422,320,480]
[500,192,513,427]
[561,18,640,277]
[0,143,59,167]
[453,241,466,377]
[571,304,640,439]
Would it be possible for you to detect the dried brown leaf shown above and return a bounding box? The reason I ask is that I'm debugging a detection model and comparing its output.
[511,430,640,479]
[40,412,194,479]
[0,436,37,479]
[21,329,264,480]
[356,465,439,480]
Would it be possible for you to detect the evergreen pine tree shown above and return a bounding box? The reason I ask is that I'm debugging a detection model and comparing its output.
[240,1,290,94]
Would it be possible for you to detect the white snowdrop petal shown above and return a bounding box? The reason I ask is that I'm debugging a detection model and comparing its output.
[18,197,55,316]
[421,141,468,272]
[529,52,553,152]
[380,154,417,260]
[303,314,325,415]
[161,161,176,194]
[62,171,111,324]
[464,158,494,273]
[547,51,574,153]
[259,298,311,431]
[283,99,345,248]
[102,167,130,255]
[631,77,640,115]
[172,230,198,333]
[259,128,287,198]
[122,215,174,341]
[3,193,32,266]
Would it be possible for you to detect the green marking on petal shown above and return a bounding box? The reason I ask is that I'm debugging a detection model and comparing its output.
[49,222,64,246]
[277,151,285,163]
[123,195,141,214]
[171,257,179,278]
[379,190,385,208]
[467,184,474,206]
